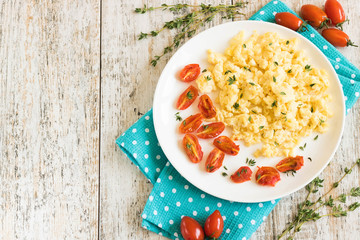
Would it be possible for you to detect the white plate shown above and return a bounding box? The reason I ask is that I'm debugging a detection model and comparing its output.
[153,21,345,203]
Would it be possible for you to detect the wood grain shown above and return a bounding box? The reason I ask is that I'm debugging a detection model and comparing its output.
[0,1,100,239]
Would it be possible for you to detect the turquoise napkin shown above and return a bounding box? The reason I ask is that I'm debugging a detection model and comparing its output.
[117,1,360,239]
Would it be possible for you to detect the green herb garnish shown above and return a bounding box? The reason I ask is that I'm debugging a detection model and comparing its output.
[246,158,256,166]
[186,91,193,99]
[305,64,312,71]
[259,126,264,130]
[243,43,246,48]
[175,112,182,121]
[204,75,212,81]
[274,61,279,66]
[314,135,319,140]
[272,100,277,107]
[202,69,207,73]
[249,82,255,86]
[233,102,240,110]
[273,76,277,82]
[227,75,236,85]
[280,92,286,95]
[224,70,232,75]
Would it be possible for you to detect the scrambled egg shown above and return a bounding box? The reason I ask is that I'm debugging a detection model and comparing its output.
[196,31,332,157]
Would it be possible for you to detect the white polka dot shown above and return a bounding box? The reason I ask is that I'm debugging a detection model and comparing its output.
[229,201,234,204]
[145,140,150,145]
[174,232,178,237]
[145,128,149,133]
[143,225,147,229]
[120,142,124,147]
[157,178,161,183]
[222,216,226,221]
[217,202,222,207]
[310,34,315,38]
[145,116,150,120]
[175,238,179,240]
[260,11,264,15]
[132,140,137,145]
[201,194,205,199]
[271,200,276,204]
[323,45,328,50]
[132,128,137,133]
[251,219,256,225]
[355,92,359,97]
[263,216,267,221]
[166,162,170,166]
[193,211,197,216]
[158,223,162,228]
[273,1,278,4]
[172,188,176,193]
[144,167,149,173]
[168,175,173,180]
[242,237,246,240]
[351,74,356,78]
[169,219,174,225]
[226,228,231,233]
[350,80,355,84]
[181,215,184,219]
[344,96,348,101]
[142,214,147,219]
[133,153,137,159]
[188,197,193,203]
[153,210,157,215]
[144,154,148,159]
[246,207,251,212]
[234,211,239,216]
[259,203,263,208]
[156,155,161,160]
[156,168,160,173]
[159,232,163,236]
[336,58,341,62]
[272,11,277,16]
[335,65,339,69]
[184,185,189,190]
[347,109,351,113]
[160,192,165,197]
[238,224,243,229]
[164,206,169,211]
[205,206,209,212]
[176,202,181,207]
[121,133,125,136]
[149,196,154,201]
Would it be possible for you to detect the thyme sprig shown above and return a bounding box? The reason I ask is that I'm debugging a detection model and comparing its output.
[278,159,360,240]
[135,2,248,66]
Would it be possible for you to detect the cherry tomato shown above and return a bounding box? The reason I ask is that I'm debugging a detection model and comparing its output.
[230,166,253,183]
[322,28,358,47]
[183,134,203,163]
[176,85,199,110]
[301,4,329,28]
[179,113,204,134]
[204,210,224,238]
[180,216,205,240]
[213,136,240,156]
[255,167,281,187]
[276,156,304,173]
[275,12,307,32]
[198,94,216,118]
[179,64,201,82]
[196,122,225,139]
[205,148,225,173]
[325,0,345,26]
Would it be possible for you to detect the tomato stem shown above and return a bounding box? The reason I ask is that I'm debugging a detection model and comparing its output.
[335,19,350,31]
[347,39,358,47]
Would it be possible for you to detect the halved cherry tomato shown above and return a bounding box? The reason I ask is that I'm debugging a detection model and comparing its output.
[325,0,345,27]
[301,4,329,28]
[176,85,199,110]
[322,28,358,47]
[179,64,201,82]
[204,210,224,238]
[196,122,225,139]
[275,12,307,32]
[205,148,225,173]
[179,113,203,133]
[230,166,253,183]
[276,156,304,172]
[180,216,205,240]
[255,167,281,187]
[213,136,240,156]
[198,94,216,118]
[183,134,203,163]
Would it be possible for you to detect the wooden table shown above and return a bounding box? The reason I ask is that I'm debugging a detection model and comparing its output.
[1,0,359,239]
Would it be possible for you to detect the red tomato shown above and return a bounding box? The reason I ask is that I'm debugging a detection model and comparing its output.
[275,12,307,32]
[255,167,281,187]
[301,4,329,28]
[176,85,199,110]
[182,134,203,163]
[196,122,225,139]
[180,216,205,240]
[230,166,253,183]
[179,64,201,82]
[198,94,216,118]
[325,0,345,26]
[179,114,204,134]
[205,148,225,173]
[322,28,358,47]
[204,210,224,238]
[276,156,304,172]
[213,136,240,156]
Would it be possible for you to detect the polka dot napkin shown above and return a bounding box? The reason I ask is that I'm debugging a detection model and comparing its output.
[117,1,359,239]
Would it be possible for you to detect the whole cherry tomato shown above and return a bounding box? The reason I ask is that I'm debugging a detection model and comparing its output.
[179,64,201,82]
[276,156,304,173]
[322,28,358,47]
[180,216,205,240]
[230,166,253,183]
[176,85,199,110]
[204,210,224,238]
[275,12,307,32]
[255,167,281,187]
[301,4,329,28]
[183,134,203,163]
[198,94,216,118]
[179,113,204,134]
[213,136,240,156]
[205,148,225,173]
[196,122,225,139]
[325,0,345,27]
